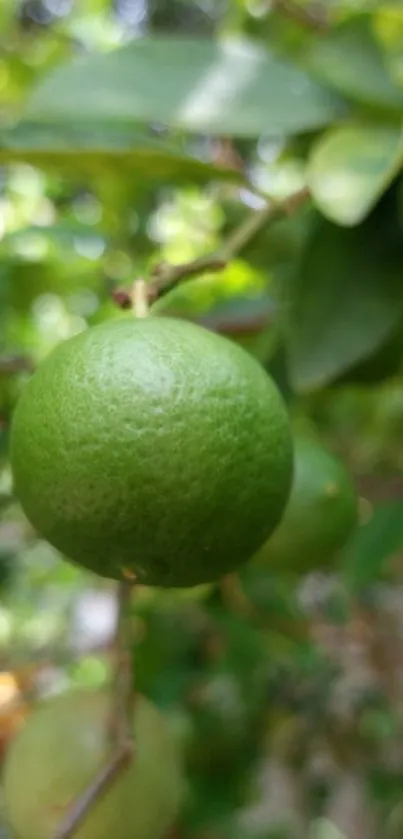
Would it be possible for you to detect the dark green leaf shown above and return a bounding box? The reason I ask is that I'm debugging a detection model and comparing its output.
[0,121,240,184]
[341,501,403,590]
[24,37,346,138]
[302,15,403,112]
[285,209,403,392]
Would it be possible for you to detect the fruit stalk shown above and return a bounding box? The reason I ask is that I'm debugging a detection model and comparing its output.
[53,748,132,839]
[52,588,136,839]
[109,578,136,750]
[271,0,329,31]
[113,186,310,308]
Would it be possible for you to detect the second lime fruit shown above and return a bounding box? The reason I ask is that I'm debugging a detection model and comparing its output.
[2,690,183,839]
[253,435,358,574]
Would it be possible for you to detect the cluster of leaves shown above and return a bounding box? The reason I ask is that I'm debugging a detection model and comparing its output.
[3,1,403,838]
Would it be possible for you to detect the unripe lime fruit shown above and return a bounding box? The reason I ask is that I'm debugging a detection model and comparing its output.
[10,316,293,587]
[253,436,357,574]
[2,691,184,839]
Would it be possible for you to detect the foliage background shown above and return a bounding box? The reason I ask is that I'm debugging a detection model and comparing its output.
[3,1,403,838]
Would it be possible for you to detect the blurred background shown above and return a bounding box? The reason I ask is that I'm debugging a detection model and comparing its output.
[3,1,403,838]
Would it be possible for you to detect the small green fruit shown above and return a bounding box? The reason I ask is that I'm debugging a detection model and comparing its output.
[2,690,184,839]
[253,435,357,574]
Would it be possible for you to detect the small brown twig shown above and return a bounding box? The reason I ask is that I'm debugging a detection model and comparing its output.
[113,186,310,310]
[52,579,136,839]
[132,278,149,319]
[219,186,309,259]
[211,138,246,174]
[53,747,132,839]
[271,0,329,32]
[111,289,132,310]
[149,255,227,301]
[112,277,153,314]
[152,186,309,301]
[0,355,35,375]
[108,579,136,749]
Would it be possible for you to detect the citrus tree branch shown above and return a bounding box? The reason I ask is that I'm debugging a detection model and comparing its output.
[108,579,136,750]
[220,185,310,260]
[113,186,310,309]
[53,748,132,839]
[0,355,35,374]
[151,185,309,300]
[271,0,329,32]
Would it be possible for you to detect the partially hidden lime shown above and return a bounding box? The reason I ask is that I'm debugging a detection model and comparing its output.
[2,690,184,839]
[253,435,357,574]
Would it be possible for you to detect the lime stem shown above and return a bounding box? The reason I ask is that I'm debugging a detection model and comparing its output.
[52,744,133,839]
[112,186,310,312]
[51,579,136,839]
[108,578,135,750]
[271,0,329,32]
[132,278,149,318]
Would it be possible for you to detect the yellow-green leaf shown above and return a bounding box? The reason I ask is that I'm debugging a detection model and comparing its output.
[307,123,403,226]
[302,15,403,112]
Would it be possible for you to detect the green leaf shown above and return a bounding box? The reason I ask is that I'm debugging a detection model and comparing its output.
[285,211,403,392]
[24,36,346,138]
[341,501,403,590]
[0,121,240,184]
[307,123,403,226]
[302,15,403,112]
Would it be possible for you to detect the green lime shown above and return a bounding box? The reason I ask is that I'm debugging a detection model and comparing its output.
[253,435,357,574]
[11,316,292,587]
[2,691,183,839]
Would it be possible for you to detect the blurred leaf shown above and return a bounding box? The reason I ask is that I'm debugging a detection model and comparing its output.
[341,500,403,589]
[24,36,347,138]
[286,210,403,392]
[238,566,301,621]
[373,5,403,89]
[302,15,403,111]
[0,121,240,184]
[307,123,403,226]
[311,820,346,839]
[183,770,247,835]
[1,223,105,252]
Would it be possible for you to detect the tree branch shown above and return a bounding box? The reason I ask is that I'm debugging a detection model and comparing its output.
[113,186,310,310]
[272,0,329,32]
[0,355,35,374]
[108,579,135,750]
[53,745,132,839]
[52,582,136,839]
